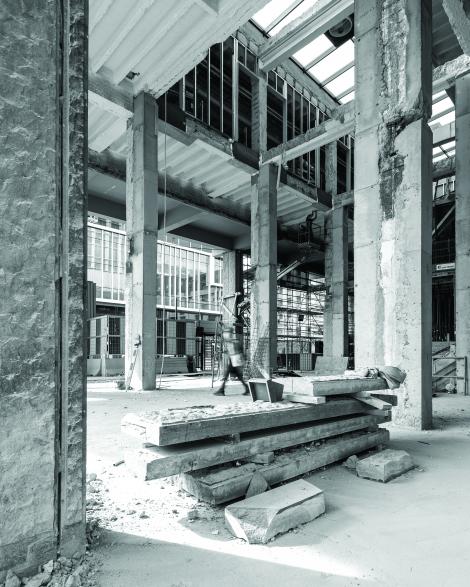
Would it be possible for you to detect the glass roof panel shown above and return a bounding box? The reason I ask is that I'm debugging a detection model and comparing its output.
[308,40,354,82]
[432,96,454,118]
[324,66,355,96]
[293,35,333,66]
[430,110,456,127]
[340,90,355,104]
[251,0,297,30]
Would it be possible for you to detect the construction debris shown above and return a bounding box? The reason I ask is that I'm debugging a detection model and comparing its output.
[225,480,325,544]
[356,449,414,482]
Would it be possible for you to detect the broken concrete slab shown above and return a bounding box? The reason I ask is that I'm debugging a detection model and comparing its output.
[181,428,389,504]
[247,452,275,465]
[132,414,381,480]
[225,480,325,544]
[356,449,414,482]
[283,393,326,404]
[245,472,269,498]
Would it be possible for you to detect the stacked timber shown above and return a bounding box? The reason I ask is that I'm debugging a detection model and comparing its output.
[122,384,395,504]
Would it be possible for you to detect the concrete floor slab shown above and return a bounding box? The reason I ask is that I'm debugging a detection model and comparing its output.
[87,379,470,586]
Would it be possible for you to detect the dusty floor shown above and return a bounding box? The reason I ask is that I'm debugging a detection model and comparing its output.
[87,376,470,587]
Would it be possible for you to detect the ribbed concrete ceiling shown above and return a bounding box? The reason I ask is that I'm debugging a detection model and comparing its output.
[89,0,271,97]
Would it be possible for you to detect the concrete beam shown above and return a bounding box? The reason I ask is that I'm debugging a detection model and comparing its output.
[159,205,207,232]
[442,0,470,56]
[262,102,354,165]
[433,155,456,180]
[433,54,470,93]
[259,0,354,71]
[88,72,133,117]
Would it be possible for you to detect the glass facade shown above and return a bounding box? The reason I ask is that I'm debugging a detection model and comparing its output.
[87,214,223,314]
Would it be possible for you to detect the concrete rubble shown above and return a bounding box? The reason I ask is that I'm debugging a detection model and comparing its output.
[225,480,326,544]
[356,449,415,482]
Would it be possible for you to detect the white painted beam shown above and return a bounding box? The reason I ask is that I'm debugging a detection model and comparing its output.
[89,117,127,152]
[442,0,470,55]
[88,72,133,117]
[433,121,456,146]
[259,0,354,71]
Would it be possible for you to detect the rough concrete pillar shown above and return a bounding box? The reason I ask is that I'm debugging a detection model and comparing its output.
[252,72,268,153]
[455,74,470,394]
[222,250,244,323]
[251,164,278,375]
[324,207,349,358]
[323,142,348,357]
[125,93,158,390]
[354,0,433,428]
[0,0,87,575]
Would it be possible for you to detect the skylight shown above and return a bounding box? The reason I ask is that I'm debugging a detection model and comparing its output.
[252,0,354,104]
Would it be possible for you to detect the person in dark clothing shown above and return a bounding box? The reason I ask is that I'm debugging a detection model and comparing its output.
[214,326,249,396]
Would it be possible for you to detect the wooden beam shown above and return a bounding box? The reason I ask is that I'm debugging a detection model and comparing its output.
[261,102,354,165]
[259,0,354,71]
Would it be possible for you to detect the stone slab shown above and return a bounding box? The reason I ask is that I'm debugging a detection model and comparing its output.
[245,472,269,498]
[356,449,414,482]
[310,377,389,396]
[225,480,325,544]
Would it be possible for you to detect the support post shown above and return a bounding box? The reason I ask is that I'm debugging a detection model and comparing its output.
[455,73,470,394]
[251,164,278,375]
[252,72,268,153]
[354,0,433,428]
[324,140,348,358]
[0,0,87,574]
[125,92,158,390]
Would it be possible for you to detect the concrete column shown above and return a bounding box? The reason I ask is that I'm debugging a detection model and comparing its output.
[222,250,244,322]
[324,207,349,358]
[323,142,348,357]
[250,164,278,375]
[125,93,158,390]
[455,74,470,394]
[252,72,268,153]
[354,0,433,428]
[0,0,87,574]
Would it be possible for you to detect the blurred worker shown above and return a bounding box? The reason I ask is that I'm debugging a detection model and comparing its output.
[214,326,249,396]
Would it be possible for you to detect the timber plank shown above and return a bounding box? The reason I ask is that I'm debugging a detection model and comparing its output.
[180,428,390,504]
[126,414,380,480]
[122,398,368,446]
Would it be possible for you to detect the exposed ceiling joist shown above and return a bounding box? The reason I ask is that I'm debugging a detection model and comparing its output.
[259,0,354,71]
[433,121,456,146]
[89,149,251,227]
[442,0,470,55]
